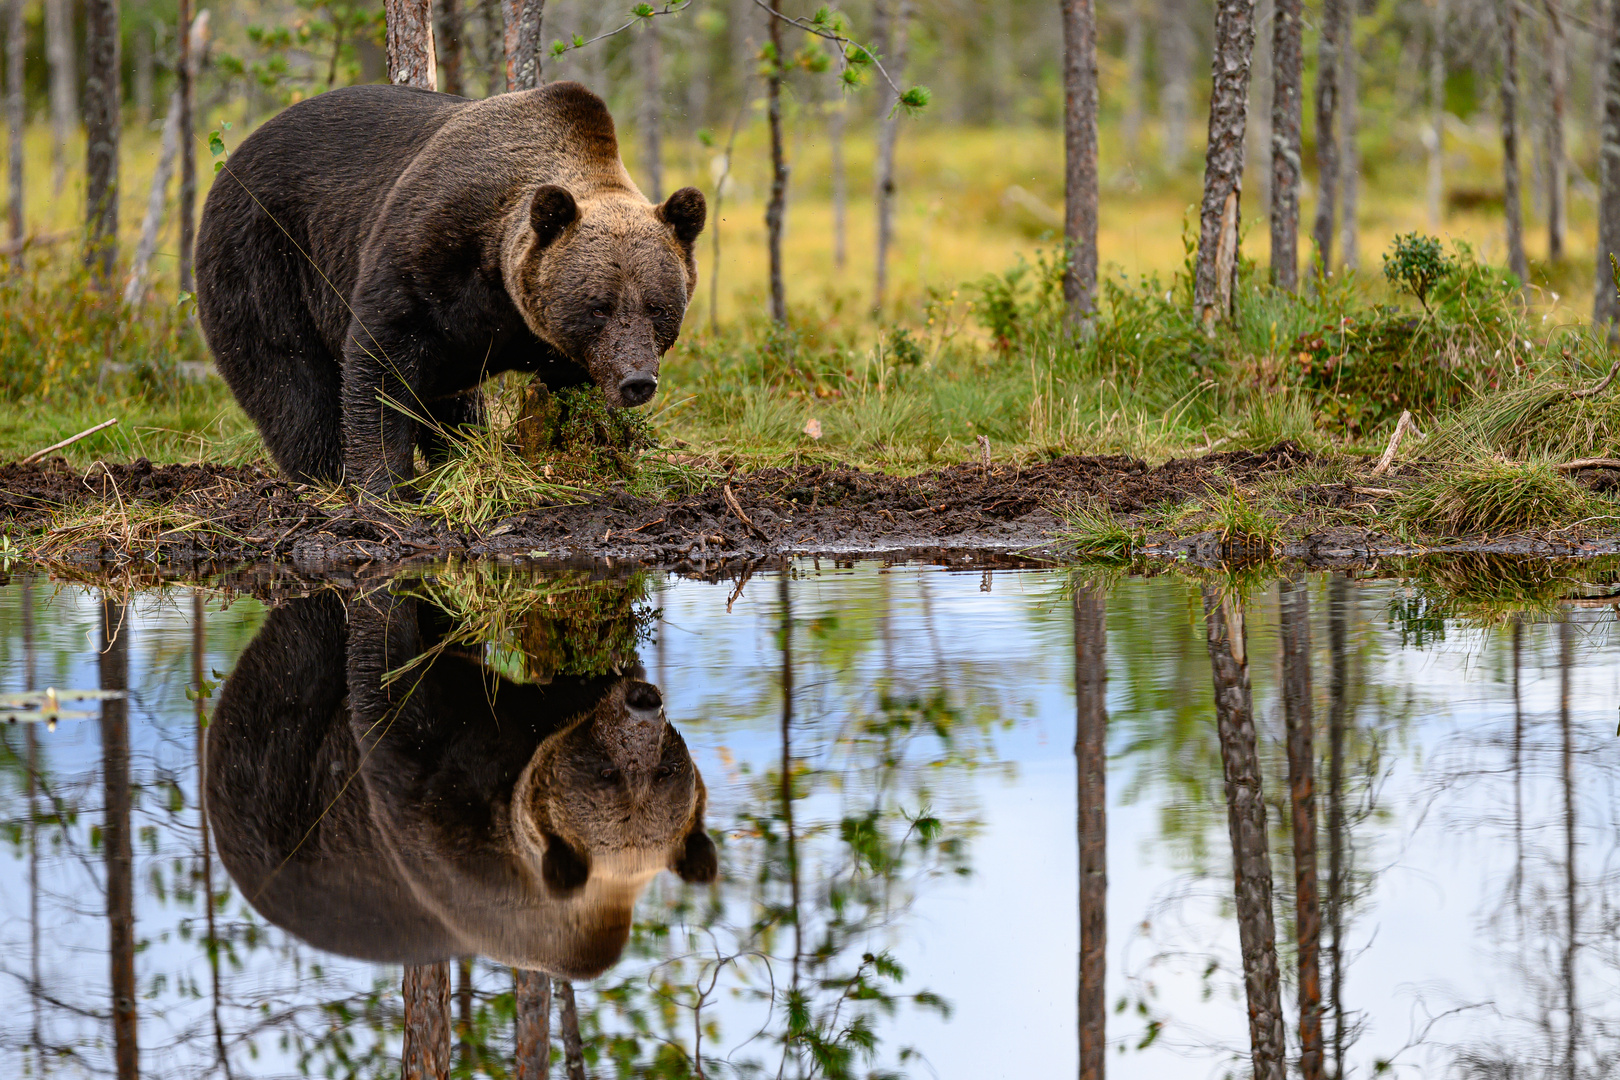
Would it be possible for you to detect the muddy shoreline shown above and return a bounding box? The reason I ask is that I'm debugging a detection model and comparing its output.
[5,443,1620,574]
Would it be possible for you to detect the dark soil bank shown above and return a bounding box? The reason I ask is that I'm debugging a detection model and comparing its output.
[3,444,1617,570]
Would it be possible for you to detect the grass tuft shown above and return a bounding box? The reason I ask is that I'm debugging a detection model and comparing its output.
[1059,503,1140,559]
[1396,458,1616,536]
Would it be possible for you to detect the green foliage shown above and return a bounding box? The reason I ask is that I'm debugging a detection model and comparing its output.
[1397,458,1615,537]
[1060,503,1140,560]
[1382,232,1458,311]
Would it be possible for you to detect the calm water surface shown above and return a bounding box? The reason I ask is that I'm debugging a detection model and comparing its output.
[0,560,1616,1079]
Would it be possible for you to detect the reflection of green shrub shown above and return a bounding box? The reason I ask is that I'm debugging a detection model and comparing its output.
[1386,553,1620,640]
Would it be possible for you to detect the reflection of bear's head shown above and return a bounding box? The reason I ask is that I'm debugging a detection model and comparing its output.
[501,87,706,410]
[205,592,716,981]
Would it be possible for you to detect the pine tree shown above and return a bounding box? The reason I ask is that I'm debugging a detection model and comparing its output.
[1193,0,1258,326]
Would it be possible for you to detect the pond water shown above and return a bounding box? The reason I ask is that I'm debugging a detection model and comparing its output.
[0,559,1617,1079]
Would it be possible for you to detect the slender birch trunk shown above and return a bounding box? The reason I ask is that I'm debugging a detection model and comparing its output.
[764,9,788,325]
[84,0,121,287]
[1326,574,1349,1078]
[177,0,198,293]
[1061,0,1099,323]
[873,0,913,317]
[640,20,663,201]
[387,0,439,89]
[1500,0,1528,283]
[1202,588,1286,1080]
[1559,619,1578,1080]
[829,92,847,270]
[1193,0,1259,327]
[557,979,587,1080]
[46,0,75,187]
[1597,0,1620,324]
[101,598,139,1080]
[513,969,551,1079]
[1339,25,1359,270]
[1074,583,1108,1080]
[5,0,23,264]
[1544,0,1567,262]
[1280,580,1324,1080]
[1312,0,1344,273]
[402,963,452,1080]
[1425,0,1445,230]
[1269,0,1303,290]
[438,0,464,95]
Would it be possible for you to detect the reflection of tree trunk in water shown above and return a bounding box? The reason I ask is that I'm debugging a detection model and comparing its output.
[194,593,230,1078]
[1512,618,1524,917]
[513,969,551,1080]
[25,581,40,1070]
[1560,619,1577,1080]
[1280,581,1323,1080]
[1326,575,1348,1078]
[780,573,803,992]
[402,963,451,1080]
[100,597,139,1080]
[557,978,587,1080]
[1201,588,1285,1080]
[1073,583,1107,1080]
[455,958,474,1074]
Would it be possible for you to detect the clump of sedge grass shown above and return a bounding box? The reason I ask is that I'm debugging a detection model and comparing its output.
[1060,503,1140,559]
[1208,483,1282,546]
[1397,458,1615,536]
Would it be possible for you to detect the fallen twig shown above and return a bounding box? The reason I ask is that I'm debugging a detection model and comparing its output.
[1554,458,1620,471]
[1569,355,1620,399]
[723,482,770,542]
[1351,486,1399,496]
[1370,410,1424,477]
[22,418,119,464]
[977,434,991,480]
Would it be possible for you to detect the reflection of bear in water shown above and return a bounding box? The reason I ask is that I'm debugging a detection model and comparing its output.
[205,591,714,979]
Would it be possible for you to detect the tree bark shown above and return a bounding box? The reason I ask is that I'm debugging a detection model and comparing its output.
[1123,0,1144,162]
[1202,588,1285,1080]
[504,0,544,92]
[1268,0,1302,290]
[1559,618,1578,1080]
[1193,0,1258,327]
[1597,1,1620,324]
[1544,0,1567,262]
[46,0,75,186]
[1311,0,1344,273]
[5,0,24,265]
[1338,23,1359,270]
[101,598,139,1080]
[1280,580,1324,1080]
[177,0,198,293]
[1500,0,1528,284]
[1061,0,1099,323]
[764,8,788,325]
[873,0,912,317]
[1325,574,1349,1078]
[640,20,663,201]
[1425,0,1445,230]
[829,83,847,270]
[556,979,587,1080]
[387,0,439,90]
[1159,1,1191,173]
[84,0,121,287]
[1074,583,1108,1080]
[514,968,552,1079]
[437,0,464,96]
[402,963,452,1080]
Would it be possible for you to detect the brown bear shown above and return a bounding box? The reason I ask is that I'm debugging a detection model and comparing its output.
[194,81,704,496]
[204,589,715,976]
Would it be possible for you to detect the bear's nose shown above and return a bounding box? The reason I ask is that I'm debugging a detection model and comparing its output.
[618,374,657,407]
[625,682,662,710]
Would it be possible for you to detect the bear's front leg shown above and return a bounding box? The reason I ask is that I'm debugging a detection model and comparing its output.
[341,323,426,498]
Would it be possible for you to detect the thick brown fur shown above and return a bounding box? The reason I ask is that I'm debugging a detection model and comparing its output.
[195,82,705,495]
[204,591,715,976]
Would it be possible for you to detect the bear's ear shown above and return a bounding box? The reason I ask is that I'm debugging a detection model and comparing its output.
[530,185,579,249]
[540,833,590,897]
[671,827,717,885]
[657,187,707,249]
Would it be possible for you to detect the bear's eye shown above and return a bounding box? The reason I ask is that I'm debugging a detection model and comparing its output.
[591,307,609,319]
[654,762,678,780]
[597,766,620,782]
[648,304,666,319]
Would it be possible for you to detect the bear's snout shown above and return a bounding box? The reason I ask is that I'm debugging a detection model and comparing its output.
[617,374,658,408]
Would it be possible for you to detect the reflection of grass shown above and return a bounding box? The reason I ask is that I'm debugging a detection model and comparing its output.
[1385,554,1620,634]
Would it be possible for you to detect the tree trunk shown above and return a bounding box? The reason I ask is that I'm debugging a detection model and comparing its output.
[1596,1,1620,324]
[402,963,452,1080]
[1425,0,1445,230]
[126,12,208,305]
[387,0,439,89]
[1311,0,1344,273]
[25,582,40,1074]
[1123,0,1144,163]
[872,0,912,317]
[1559,618,1578,1080]
[1202,588,1286,1080]
[84,0,120,287]
[1544,0,1567,262]
[1280,580,1324,1080]
[194,592,230,1078]
[504,0,544,92]
[455,959,474,1073]
[780,572,803,992]
[177,1,199,293]
[134,26,153,125]
[556,979,587,1080]
[514,968,552,1080]
[1326,574,1348,1079]
[5,0,24,265]
[1338,24,1359,270]
[1500,0,1528,284]
[482,0,502,95]
[1269,0,1302,290]
[1159,2,1191,173]
[764,8,787,326]
[101,598,139,1080]
[438,0,464,96]
[1074,583,1108,1080]
[1193,0,1258,327]
[46,0,75,187]
[640,20,662,201]
[829,84,847,270]
[1061,0,1099,323]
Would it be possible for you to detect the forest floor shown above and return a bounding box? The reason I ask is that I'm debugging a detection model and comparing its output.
[8,440,1620,575]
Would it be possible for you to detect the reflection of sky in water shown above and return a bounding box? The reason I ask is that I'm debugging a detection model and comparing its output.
[0,567,1616,1077]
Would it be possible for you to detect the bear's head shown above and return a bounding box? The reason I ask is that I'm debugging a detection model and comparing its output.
[513,677,717,898]
[507,184,706,409]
